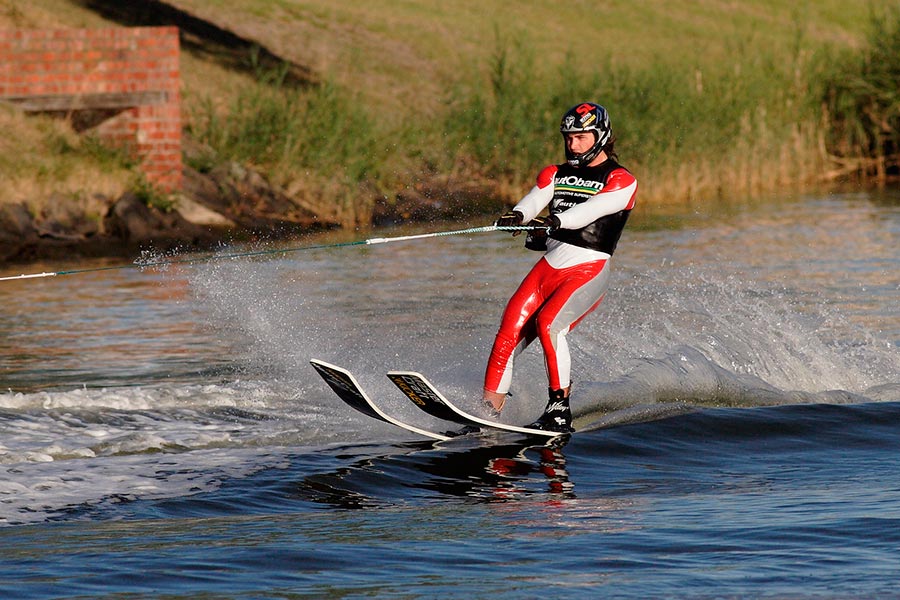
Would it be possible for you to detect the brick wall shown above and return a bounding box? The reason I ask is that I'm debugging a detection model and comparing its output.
[0,26,182,191]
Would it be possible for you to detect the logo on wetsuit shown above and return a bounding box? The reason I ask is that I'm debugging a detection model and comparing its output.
[553,174,605,209]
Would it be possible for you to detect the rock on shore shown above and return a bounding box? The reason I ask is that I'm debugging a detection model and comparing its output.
[0,161,336,264]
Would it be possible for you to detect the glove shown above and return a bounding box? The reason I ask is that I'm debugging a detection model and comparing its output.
[495,210,524,228]
[528,214,561,232]
[523,215,560,251]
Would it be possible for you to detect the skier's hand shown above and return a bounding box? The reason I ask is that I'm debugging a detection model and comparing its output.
[495,210,524,228]
[528,214,560,232]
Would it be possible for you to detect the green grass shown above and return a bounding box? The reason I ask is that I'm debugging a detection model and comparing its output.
[187,59,387,225]
[819,4,900,179]
[179,0,895,216]
[0,104,133,210]
[3,0,897,224]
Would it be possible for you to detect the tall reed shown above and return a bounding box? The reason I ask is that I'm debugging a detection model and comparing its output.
[188,64,385,225]
[444,28,828,208]
[818,5,900,181]
[187,11,898,224]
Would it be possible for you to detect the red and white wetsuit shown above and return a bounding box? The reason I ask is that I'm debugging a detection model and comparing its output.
[484,158,637,395]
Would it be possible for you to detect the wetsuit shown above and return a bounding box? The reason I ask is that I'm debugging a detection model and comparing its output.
[484,159,637,396]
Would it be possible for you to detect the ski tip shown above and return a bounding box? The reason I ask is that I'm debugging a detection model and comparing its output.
[310,358,347,374]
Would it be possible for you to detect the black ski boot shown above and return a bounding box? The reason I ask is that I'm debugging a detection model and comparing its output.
[528,388,574,434]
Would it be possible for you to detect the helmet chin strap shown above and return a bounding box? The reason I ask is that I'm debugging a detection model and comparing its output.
[564,130,602,167]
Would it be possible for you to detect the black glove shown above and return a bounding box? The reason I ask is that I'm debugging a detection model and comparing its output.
[523,215,560,251]
[495,210,524,228]
[528,214,561,232]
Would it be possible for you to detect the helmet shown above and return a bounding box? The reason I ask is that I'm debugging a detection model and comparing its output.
[559,103,611,167]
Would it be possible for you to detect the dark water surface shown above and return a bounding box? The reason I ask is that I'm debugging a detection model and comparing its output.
[0,191,898,598]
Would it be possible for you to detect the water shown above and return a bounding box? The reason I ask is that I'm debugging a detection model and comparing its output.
[0,190,898,598]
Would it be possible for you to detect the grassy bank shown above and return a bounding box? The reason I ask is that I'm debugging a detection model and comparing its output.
[179,0,896,221]
[0,103,134,218]
[1,0,896,228]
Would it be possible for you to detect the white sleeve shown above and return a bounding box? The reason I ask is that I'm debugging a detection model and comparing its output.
[512,183,554,223]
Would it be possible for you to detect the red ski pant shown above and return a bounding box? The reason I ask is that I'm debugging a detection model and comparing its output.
[484,256,610,395]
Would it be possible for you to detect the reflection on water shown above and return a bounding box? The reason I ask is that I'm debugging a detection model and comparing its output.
[0,192,898,599]
[0,190,894,492]
[295,436,574,509]
[1,264,234,391]
[1,191,896,394]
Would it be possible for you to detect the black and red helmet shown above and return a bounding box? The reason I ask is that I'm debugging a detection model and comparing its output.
[559,102,611,167]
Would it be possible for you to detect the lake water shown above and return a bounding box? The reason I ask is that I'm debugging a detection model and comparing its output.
[0,190,898,598]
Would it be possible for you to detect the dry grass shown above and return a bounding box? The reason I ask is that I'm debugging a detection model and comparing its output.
[0,0,133,213]
[0,0,109,29]
[161,0,886,210]
[0,106,132,212]
[165,0,872,119]
[0,0,890,222]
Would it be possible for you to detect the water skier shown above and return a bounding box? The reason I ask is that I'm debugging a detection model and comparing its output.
[483,102,638,433]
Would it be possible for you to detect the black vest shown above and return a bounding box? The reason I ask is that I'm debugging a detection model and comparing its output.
[549,160,632,255]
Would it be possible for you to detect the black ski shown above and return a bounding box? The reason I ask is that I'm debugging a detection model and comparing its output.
[310,359,452,441]
[386,371,562,439]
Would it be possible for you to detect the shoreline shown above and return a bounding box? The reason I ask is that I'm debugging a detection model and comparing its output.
[0,159,509,267]
[0,162,330,266]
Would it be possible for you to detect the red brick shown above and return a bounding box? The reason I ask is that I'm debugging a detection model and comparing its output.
[2,26,182,190]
